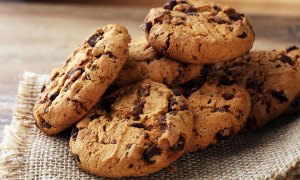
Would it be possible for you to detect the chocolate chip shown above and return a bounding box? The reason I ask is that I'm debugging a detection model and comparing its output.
[180,104,189,110]
[87,32,104,47]
[42,120,52,129]
[168,97,178,111]
[68,67,85,78]
[144,21,153,34]
[39,96,47,104]
[126,144,132,150]
[271,90,288,103]
[184,5,198,14]
[49,91,59,101]
[222,93,235,100]
[219,76,235,86]
[41,85,46,93]
[131,101,145,118]
[89,113,100,121]
[286,45,299,53]
[139,87,150,97]
[143,145,162,164]
[72,154,81,163]
[131,122,145,129]
[246,78,263,93]
[207,99,212,104]
[107,52,116,59]
[157,115,167,125]
[216,128,232,141]
[71,127,79,140]
[112,139,117,144]
[165,33,171,51]
[238,32,247,39]
[144,133,150,139]
[171,88,182,96]
[91,64,98,70]
[164,0,177,10]
[209,16,228,24]
[157,115,168,132]
[275,64,282,69]
[279,55,294,65]
[224,8,243,21]
[128,164,133,168]
[214,105,230,113]
[170,134,185,151]
[213,5,222,11]
[146,125,153,131]
[72,99,87,115]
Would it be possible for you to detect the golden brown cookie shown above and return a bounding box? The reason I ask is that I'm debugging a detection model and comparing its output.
[143,0,255,64]
[69,80,193,178]
[113,37,202,87]
[179,80,251,152]
[33,24,131,135]
[213,46,300,130]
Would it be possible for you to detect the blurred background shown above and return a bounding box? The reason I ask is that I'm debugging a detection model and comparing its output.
[0,0,299,140]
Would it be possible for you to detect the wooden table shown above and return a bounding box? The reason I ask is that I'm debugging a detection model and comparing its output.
[0,1,299,141]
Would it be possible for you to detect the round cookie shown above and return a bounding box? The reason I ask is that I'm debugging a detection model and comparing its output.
[213,46,300,130]
[113,36,203,87]
[143,0,255,64]
[33,24,131,135]
[181,82,251,152]
[69,79,193,178]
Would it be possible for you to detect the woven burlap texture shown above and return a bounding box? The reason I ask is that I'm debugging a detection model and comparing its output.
[0,72,300,179]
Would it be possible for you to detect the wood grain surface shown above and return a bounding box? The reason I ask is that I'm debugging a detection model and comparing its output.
[0,1,299,141]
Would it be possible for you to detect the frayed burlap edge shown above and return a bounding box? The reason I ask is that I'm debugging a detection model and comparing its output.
[0,72,48,179]
[0,72,299,179]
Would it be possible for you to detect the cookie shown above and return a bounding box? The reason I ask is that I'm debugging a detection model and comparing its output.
[113,36,202,87]
[69,79,193,178]
[143,0,255,64]
[180,81,251,152]
[213,46,300,130]
[33,24,131,135]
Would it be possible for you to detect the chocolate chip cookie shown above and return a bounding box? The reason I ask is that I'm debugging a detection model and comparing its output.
[113,36,202,87]
[181,81,251,152]
[143,0,255,64]
[213,46,300,130]
[69,79,193,178]
[33,24,131,135]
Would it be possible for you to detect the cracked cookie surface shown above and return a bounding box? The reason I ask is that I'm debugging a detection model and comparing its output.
[33,24,131,135]
[143,0,255,64]
[69,79,193,178]
[180,81,251,152]
[113,36,203,87]
[213,47,300,130]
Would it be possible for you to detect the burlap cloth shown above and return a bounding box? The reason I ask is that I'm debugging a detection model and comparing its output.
[0,72,300,179]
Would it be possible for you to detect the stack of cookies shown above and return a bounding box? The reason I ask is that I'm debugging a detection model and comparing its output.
[33,0,300,178]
